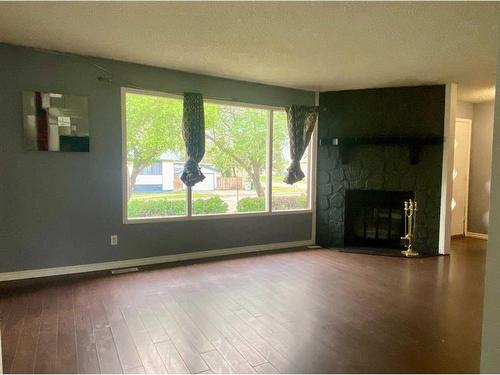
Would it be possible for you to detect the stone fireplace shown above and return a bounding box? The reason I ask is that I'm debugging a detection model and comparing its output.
[316,85,446,256]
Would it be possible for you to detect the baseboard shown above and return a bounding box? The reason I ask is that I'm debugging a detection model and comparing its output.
[0,328,2,374]
[0,240,314,282]
[466,232,489,240]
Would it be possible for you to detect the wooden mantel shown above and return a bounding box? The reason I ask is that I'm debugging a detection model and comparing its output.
[319,136,444,164]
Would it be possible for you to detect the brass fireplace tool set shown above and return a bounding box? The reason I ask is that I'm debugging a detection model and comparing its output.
[401,199,419,257]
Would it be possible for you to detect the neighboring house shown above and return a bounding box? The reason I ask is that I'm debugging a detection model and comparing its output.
[131,151,219,192]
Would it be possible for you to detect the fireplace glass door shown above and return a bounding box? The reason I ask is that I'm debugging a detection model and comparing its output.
[344,190,414,249]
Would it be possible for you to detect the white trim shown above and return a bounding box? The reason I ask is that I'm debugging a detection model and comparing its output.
[0,240,314,282]
[126,209,313,224]
[439,83,457,255]
[304,121,315,212]
[455,118,472,236]
[466,231,489,240]
[0,329,2,374]
[121,87,129,224]
[123,86,284,111]
[311,92,319,244]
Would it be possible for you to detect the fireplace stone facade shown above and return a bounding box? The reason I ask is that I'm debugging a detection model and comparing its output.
[315,85,445,256]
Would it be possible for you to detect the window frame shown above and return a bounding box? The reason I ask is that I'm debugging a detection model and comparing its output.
[121,87,316,224]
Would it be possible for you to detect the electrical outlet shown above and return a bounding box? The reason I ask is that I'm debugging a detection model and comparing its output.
[110,235,118,246]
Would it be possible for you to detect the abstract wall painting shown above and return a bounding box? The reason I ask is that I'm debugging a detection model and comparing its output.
[23,91,89,152]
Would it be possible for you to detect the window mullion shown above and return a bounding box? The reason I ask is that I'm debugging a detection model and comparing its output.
[309,122,318,211]
[306,143,311,210]
[187,186,192,217]
[267,110,273,212]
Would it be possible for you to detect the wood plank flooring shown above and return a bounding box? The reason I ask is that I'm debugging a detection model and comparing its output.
[0,238,486,373]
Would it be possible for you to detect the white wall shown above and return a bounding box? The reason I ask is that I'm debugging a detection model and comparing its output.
[161,161,174,191]
[454,100,495,235]
[469,101,495,234]
[135,175,162,185]
[480,28,500,371]
[182,167,217,191]
[192,173,216,191]
[457,100,474,119]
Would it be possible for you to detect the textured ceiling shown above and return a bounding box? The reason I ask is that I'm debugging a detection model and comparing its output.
[0,2,497,102]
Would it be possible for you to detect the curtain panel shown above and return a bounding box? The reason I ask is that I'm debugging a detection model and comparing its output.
[284,105,319,185]
[180,92,206,187]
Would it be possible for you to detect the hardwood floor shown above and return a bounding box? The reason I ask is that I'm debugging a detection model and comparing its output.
[0,238,486,374]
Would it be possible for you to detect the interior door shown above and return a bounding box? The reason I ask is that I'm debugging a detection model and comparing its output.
[451,119,471,236]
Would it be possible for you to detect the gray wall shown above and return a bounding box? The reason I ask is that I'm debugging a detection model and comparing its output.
[480,27,500,372]
[0,43,314,273]
[456,100,495,235]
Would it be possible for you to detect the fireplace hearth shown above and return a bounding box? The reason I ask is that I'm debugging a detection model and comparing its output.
[344,190,414,249]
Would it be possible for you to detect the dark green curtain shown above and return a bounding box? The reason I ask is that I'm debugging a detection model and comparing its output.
[180,93,206,187]
[284,105,319,184]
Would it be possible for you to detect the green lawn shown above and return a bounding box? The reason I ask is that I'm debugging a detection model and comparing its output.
[260,175,289,183]
[131,186,306,201]
[272,185,307,194]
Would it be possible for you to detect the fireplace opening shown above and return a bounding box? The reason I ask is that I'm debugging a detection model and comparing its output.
[344,190,414,249]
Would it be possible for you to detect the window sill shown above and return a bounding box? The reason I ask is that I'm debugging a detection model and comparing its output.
[124,209,313,225]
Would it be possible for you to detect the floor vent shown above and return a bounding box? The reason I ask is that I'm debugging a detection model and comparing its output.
[111,267,139,275]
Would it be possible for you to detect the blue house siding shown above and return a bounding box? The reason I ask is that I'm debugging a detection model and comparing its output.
[140,162,162,175]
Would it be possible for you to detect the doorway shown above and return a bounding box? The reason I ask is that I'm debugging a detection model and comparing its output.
[451,118,472,236]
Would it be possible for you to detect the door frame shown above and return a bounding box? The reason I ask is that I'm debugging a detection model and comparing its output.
[453,117,472,236]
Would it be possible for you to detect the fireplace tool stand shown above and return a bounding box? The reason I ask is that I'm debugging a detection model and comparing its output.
[401,199,419,257]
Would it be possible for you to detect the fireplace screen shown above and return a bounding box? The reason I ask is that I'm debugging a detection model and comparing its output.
[344,190,414,249]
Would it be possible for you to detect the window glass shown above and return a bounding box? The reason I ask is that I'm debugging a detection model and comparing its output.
[124,89,312,221]
[125,92,187,218]
[271,111,309,211]
[192,102,268,215]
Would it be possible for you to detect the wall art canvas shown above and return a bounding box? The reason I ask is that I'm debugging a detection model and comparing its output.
[23,91,89,152]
